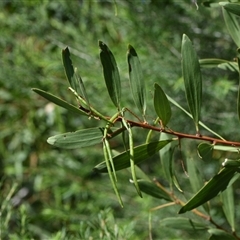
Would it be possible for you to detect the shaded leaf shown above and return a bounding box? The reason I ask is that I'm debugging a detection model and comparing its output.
[32,88,87,116]
[222,7,240,47]
[127,45,146,118]
[199,58,238,71]
[222,158,240,168]
[181,34,202,132]
[221,185,235,232]
[208,229,236,240]
[220,2,240,17]
[154,83,172,127]
[62,47,77,91]
[237,58,240,122]
[94,139,174,172]
[47,128,104,149]
[99,41,121,108]
[197,142,213,161]
[179,167,237,214]
[136,179,172,201]
[160,217,208,230]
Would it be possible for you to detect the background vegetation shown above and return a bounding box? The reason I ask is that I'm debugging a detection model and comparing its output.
[1,0,239,239]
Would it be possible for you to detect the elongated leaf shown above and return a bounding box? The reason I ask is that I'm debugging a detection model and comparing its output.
[94,139,174,172]
[167,95,225,140]
[179,167,237,214]
[154,83,171,127]
[197,142,213,161]
[136,179,172,201]
[199,58,238,71]
[160,217,208,230]
[32,88,87,116]
[237,58,240,122]
[214,145,240,153]
[181,34,202,132]
[47,128,104,149]
[222,158,240,168]
[222,7,240,47]
[220,2,240,17]
[127,45,146,118]
[62,47,76,89]
[221,185,235,232]
[99,41,121,108]
[208,229,236,240]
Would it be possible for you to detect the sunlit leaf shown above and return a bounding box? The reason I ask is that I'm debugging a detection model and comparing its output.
[160,217,208,230]
[181,34,202,133]
[99,41,121,109]
[47,128,104,149]
[32,88,87,116]
[214,145,240,153]
[136,179,172,201]
[221,185,235,232]
[197,142,213,161]
[94,139,174,172]
[208,229,236,240]
[220,2,240,17]
[127,45,146,118]
[154,83,171,127]
[222,7,240,47]
[222,158,240,168]
[179,167,237,214]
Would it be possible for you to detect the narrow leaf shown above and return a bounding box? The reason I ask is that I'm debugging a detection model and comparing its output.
[199,58,238,71]
[62,47,76,89]
[127,45,146,118]
[179,167,237,214]
[94,139,174,172]
[208,229,236,240]
[32,88,87,116]
[181,34,202,132]
[47,128,104,149]
[99,41,121,108]
[221,185,235,232]
[154,83,172,127]
[136,179,172,201]
[197,142,213,161]
[237,58,240,122]
[220,2,240,17]
[222,7,240,47]
[160,217,208,230]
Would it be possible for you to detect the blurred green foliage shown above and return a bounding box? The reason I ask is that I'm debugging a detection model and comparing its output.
[1,0,239,239]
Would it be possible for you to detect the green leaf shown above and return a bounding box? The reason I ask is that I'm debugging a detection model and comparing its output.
[214,145,240,153]
[47,128,104,149]
[222,158,240,168]
[136,179,172,201]
[160,217,208,230]
[222,6,240,47]
[94,139,174,173]
[181,34,202,132]
[220,2,240,17]
[197,142,213,161]
[237,58,240,122]
[199,58,238,71]
[221,184,235,232]
[32,88,87,116]
[127,45,146,118]
[154,83,172,127]
[62,47,77,90]
[179,167,237,214]
[208,229,236,240]
[99,41,121,109]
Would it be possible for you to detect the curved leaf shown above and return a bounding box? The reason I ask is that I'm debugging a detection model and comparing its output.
[127,45,146,118]
[199,58,238,71]
[197,142,213,161]
[99,41,121,109]
[222,6,240,47]
[47,128,104,149]
[179,167,237,214]
[160,217,208,230]
[136,179,172,201]
[220,2,240,17]
[32,88,87,116]
[208,229,236,240]
[94,139,174,172]
[154,83,171,127]
[181,34,202,132]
